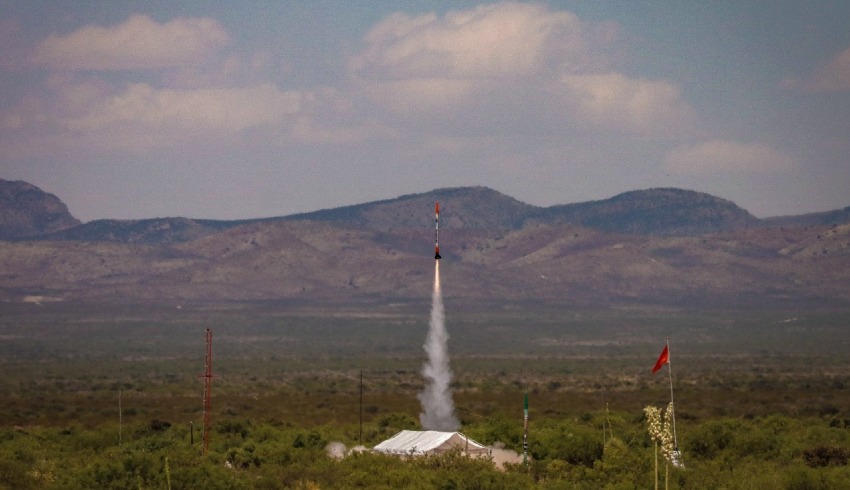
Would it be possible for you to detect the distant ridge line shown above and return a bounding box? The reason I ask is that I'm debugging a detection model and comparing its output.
[2,179,849,243]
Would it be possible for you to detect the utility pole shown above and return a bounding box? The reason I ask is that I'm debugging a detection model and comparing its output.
[201,329,214,456]
[359,370,363,446]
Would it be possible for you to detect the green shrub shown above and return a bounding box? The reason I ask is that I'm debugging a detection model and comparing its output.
[803,445,849,468]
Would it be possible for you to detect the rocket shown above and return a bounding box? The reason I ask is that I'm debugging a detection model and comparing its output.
[434,202,441,260]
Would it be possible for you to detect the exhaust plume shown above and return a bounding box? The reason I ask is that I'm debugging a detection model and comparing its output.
[419,260,460,431]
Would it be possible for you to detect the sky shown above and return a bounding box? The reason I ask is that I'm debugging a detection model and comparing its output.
[1,1,849,222]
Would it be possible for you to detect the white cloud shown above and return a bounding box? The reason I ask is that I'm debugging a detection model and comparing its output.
[665,140,796,173]
[348,1,588,118]
[32,14,229,71]
[0,80,304,158]
[351,3,585,80]
[804,46,850,92]
[558,72,692,134]
[354,77,478,118]
[348,2,691,136]
[284,87,391,144]
[63,83,301,132]
[16,13,387,151]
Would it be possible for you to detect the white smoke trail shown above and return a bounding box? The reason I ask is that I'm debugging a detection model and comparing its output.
[418,260,460,431]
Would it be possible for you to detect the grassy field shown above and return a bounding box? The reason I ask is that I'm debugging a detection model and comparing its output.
[2,301,849,424]
[1,301,848,488]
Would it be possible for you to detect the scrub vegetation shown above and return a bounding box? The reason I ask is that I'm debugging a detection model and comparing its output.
[1,302,849,489]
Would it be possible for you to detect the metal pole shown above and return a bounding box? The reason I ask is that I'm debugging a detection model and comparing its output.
[202,328,213,456]
[666,337,681,467]
[359,370,363,446]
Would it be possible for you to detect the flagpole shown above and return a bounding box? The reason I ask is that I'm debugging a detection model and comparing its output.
[359,370,363,446]
[665,337,681,464]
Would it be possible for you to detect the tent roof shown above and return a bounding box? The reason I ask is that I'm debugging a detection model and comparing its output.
[373,430,489,456]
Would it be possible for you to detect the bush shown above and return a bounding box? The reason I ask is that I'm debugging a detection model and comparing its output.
[803,446,849,468]
[531,422,603,467]
[149,419,171,431]
[785,466,831,490]
[686,419,738,459]
[292,430,325,450]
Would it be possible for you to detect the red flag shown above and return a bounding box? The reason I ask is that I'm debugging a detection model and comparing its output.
[652,345,669,374]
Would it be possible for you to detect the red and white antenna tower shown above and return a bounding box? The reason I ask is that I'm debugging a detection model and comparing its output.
[201,328,214,456]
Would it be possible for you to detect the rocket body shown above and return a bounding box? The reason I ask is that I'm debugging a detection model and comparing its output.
[434,202,441,260]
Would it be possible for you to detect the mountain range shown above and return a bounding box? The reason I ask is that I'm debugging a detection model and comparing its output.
[1,178,848,309]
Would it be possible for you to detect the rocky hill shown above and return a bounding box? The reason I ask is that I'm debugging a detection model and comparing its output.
[43,217,268,244]
[1,181,849,310]
[762,207,850,228]
[284,187,762,236]
[0,179,80,239]
[531,188,760,235]
[8,183,846,243]
[285,186,535,231]
[1,214,848,309]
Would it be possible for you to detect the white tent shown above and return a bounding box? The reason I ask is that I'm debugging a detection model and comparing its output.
[373,430,490,457]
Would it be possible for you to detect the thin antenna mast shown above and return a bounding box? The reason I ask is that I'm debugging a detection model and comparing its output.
[359,370,363,446]
[202,328,214,456]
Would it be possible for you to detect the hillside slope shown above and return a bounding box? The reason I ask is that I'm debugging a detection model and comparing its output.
[1,219,848,309]
[0,179,80,239]
[10,184,849,243]
[532,188,760,235]
[285,186,536,231]
[1,181,849,309]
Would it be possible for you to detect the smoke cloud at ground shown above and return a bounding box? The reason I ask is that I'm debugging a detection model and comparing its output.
[418,261,459,431]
